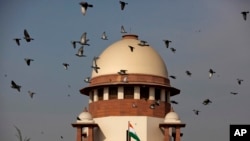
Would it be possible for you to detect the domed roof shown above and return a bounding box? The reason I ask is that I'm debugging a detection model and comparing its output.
[91,34,168,78]
[164,108,181,123]
[77,111,94,123]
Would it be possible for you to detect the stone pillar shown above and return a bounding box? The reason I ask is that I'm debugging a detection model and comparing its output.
[175,127,181,141]
[88,127,93,141]
[149,87,155,100]
[160,89,166,101]
[93,89,98,102]
[134,86,140,99]
[164,127,170,141]
[76,127,82,141]
[118,86,124,99]
[103,87,109,100]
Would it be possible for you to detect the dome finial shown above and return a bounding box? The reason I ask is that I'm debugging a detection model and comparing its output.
[84,107,88,112]
[170,106,174,112]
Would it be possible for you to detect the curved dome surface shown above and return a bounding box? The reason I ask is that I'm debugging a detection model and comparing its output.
[164,109,181,123]
[77,111,94,123]
[91,34,168,78]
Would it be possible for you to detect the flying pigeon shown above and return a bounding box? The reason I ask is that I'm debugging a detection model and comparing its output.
[155,100,160,106]
[11,80,21,92]
[209,69,216,79]
[230,92,238,95]
[170,47,176,53]
[122,76,128,83]
[79,32,90,46]
[79,1,93,15]
[60,136,63,139]
[71,41,79,49]
[186,70,192,76]
[241,11,249,21]
[28,91,35,98]
[118,69,127,75]
[101,32,108,40]
[169,75,176,79]
[163,40,171,48]
[121,25,127,33]
[13,38,21,46]
[23,29,34,42]
[170,100,178,104]
[75,46,86,57]
[202,99,212,105]
[128,45,135,52]
[193,109,200,115]
[92,57,100,73]
[84,77,91,83]
[119,1,128,10]
[138,40,149,46]
[149,103,155,109]
[24,58,34,66]
[237,79,243,85]
[63,63,69,70]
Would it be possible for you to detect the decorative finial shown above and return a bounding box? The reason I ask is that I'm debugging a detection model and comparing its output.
[84,107,88,112]
[170,107,174,112]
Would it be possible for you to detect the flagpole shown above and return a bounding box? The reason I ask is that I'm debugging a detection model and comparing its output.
[127,121,131,141]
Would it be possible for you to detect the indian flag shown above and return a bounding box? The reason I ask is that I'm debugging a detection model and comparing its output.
[128,122,140,141]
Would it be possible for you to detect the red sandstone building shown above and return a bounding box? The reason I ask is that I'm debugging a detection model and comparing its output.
[72,34,185,141]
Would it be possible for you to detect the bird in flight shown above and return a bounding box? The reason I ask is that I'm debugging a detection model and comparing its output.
[79,1,93,15]
[202,99,212,105]
[79,32,90,46]
[13,38,21,46]
[71,41,79,49]
[138,40,149,46]
[121,25,127,33]
[230,92,238,95]
[170,100,178,104]
[28,91,36,99]
[169,75,176,79]
[118,69,127,75]
[84,77,91,83]
[209,69,216,79]
[186,70,192,76]
[193,109,200,115]
[24,58,34,66]
[23,29,34,42]
[128,45,135,52]
[63,63,70,70]
[237,79,243,85]
[75,46,86,57]
[170,47,176,53]
[92,56,100,73]
[163,40,171,48]
[119,1,128,10]
[101,32,108,40]
[241,11,249,21]
[11,80,21,92]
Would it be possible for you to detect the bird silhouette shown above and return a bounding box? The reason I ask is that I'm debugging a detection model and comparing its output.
[138,40,149,46]
[71,41,79,49]
[230,92,238,95]
[101,32,108,40]
[75,46,86,57]
[23,29,34,42]
[79,32,90,46]
[149,103,155,109]
[170,100,178,104]
[128,45,135,52]
[121,25,127,33]
[28,91,35,98]
[163,40,171,48]
[118,69,127,75]
[241,11,249,21]
[84,77,91,83]
[24,58,34,66]
[186,70,192,76]
[170,47,176,53]
[63,63,69,70]
[119,1,128,10]
[92,57,100,73]
[202,99,212,105]
[169,75,176,79]
[155,100,160,106]
[193,109,200,115]
[122,76,128,83]
[13,38,21,46]
[11,80,21,92]
[237,79,243,85]
[209,69,216,79]
[79,1,93,15]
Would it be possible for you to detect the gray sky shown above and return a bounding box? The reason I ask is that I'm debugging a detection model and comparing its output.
[1,0,249,141]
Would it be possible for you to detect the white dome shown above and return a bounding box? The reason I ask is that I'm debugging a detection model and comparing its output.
[91,34,168,78]
[164,109,181,123]
[77,111,94,123]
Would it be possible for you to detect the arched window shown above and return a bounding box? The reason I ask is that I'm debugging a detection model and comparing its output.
[124,86,134,99]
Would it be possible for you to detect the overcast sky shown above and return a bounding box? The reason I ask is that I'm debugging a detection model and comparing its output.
[1,0,250,141]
